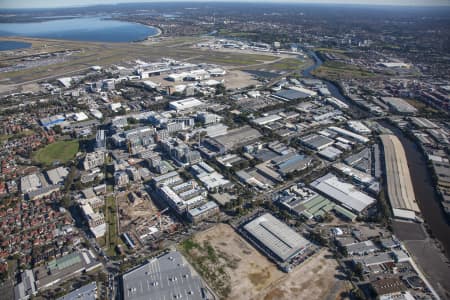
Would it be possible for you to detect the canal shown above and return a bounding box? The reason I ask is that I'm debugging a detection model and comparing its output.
[301,51,450,295]
[303,51,450,258]
[302,51,368,118]
[381,121,450,259]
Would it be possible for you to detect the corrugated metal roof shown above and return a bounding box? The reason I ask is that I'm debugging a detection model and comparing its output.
[311,173,375,213]
[122,251,207,300]
[244,213,309,262]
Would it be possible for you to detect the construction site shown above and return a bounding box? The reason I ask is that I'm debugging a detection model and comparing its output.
[116,189,179,251]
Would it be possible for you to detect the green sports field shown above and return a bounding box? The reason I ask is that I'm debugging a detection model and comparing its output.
[33,140,79,165]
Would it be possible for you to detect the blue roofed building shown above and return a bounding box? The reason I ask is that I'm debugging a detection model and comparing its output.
[274,153,313,175]
[40,114,66,129]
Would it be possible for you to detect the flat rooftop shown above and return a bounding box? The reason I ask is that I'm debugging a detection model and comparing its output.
[273,89,311,101]
[381,97,417,114]
[213,125,262,150]
[252,114,282,126]
[243,213,310,262]
[380,135,420,217]
[275,154,312,174]
[310,173,376,213]
[300,134,334,150]
[35,250,101,289]
[169,97,205,111]
[46,166,69,185]
[57,282,97,300]
[122,251,207,300]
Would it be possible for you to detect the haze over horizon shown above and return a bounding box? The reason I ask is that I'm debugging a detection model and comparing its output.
[1,0,449,9]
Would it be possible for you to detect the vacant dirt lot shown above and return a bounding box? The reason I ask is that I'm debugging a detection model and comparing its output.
[191,223,345,300]
[192,223,284,300]
[262,250,344,300]
[224,69,259,89]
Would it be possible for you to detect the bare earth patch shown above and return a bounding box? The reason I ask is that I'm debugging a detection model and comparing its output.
[223,69,259,89]
[191,223,284,300]
[189,224,345,300]
[262,250,342,300]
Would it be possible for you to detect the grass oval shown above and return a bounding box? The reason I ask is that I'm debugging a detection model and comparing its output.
[33,140,79,165]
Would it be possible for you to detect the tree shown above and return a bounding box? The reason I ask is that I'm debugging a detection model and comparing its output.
[53,125,62,135]
[0,270,7,282]
[127,117,138,124]
[323,212,333,223]
[235,206,243,215]
[96,271,107,283]
[352,288,365,300]
[309,231,328,246]
[354,262,364,278]
[64,166,76,192]
[263,200,276,211]
[61,195,71,209]
[215,84,226,95]
[338,245,348,257]
[117,107,127,116]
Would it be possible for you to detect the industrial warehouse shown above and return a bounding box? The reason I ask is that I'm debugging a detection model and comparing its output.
[276,184,357,221]
[380,134,421,220]
[2,4,448,299]
[121,251,210,300]
[300,133,335,151]
[208,125,263,152]
[169,97,205,113]
[310,173,376,214]
[242,213,311,271]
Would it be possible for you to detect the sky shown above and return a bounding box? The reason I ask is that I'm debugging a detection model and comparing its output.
[0,0,449,9]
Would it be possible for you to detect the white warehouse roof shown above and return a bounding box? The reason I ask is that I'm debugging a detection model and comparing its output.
[347,121,371,135]
[169,97,205,111]
[252,114,282,126]
[244,213,310,262]
[329,126,370,143]
[311,173,376,213]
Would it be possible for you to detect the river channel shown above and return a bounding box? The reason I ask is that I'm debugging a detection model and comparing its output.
[301,51,346,101]
[302,51,368,118]
[381,122,450,259]
[303,51,450,259]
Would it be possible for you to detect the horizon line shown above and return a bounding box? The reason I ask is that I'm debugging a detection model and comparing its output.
[1,1,450,10]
